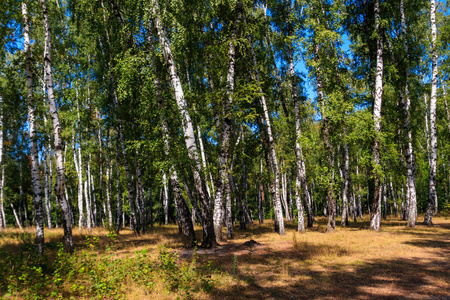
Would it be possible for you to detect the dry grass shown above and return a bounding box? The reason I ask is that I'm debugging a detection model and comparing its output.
[1,215,449,299]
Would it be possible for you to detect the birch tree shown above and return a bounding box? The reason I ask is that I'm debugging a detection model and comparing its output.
[152,0,216,247]
[369,0,384,231]
[40,0,74,252]
[424,0,439,226]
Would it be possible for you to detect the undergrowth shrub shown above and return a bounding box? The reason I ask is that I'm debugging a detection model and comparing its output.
[0,234,215,299]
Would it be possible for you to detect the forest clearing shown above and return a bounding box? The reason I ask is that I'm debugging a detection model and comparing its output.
[1,215,449,299]
[1,0,450,299]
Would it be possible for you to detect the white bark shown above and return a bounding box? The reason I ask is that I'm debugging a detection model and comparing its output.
[158,91,196,246]
[162,172,169,225]
[105,133,113,227]
[40,0,74,251]
[425,0,439,225]
[22,1,44,252]
[114,144,122,233]
[214,26,237,241]
[341,144,350,227]
[290,38,313,229]
[152,0,215,247]
[400,0,418,227]
[0,94,4,230]
[0,164,5,229]
[245,13,284,235]
[370,0,383,231]
[43,149,51,228]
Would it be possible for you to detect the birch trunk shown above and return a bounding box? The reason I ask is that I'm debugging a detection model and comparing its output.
[242,155,253,226]
[43,150,51,228]
[159,113,196,247]
[290,42,313,229]
[163,172,169,225]
[443,80,450,134]
[246,14,284,235]
[22,1,44,247]
[10,201,22,229]
[0,164,5,229]
[40,0,73,251]
[114,144,122,234]
[84,180,91,229]
[183,177,203,225]
[135,150,146,233]
[341,144,350,227]
[281,167,290,221]
[89,160,97,227]
[152,0,216,247]
[370,0,384,231]
[113,89,138,233]
[105,128,113,227]
[314,43,335,232]
[258,159,264,224]
[424,92,431,165]
[424,0,439,225]
[19,160,24,227]
[213,23,237,241]
[399,0,418,227]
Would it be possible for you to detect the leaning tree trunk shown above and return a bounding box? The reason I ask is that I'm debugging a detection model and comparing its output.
[400,0,418,228]
[370,0,384,231]
[22,1,44,251]
[152,0,216,247]
[246,13,284,235]
[40,0,73,252]
[424,0,439,226]
[157,90,196,247]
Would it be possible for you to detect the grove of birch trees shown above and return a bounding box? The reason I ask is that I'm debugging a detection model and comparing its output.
[0,0,449,251]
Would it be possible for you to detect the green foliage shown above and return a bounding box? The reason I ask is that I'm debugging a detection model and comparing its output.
[1,237,215,299]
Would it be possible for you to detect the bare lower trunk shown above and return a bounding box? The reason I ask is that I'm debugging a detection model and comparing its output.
[399,0,418,228]
[135,151,146,233]
[424,0,439,225]
[341,144,350,227]
[153,0,215,247]
[114,144,122,234]
[291,51,309,230]
[163,172,169,225]
[0,165,5,229]
[22,1,44,249]
[40,0,73,251]
[43,150,51,228]
[370,0,384,232]
[214,23,237,241]
[112,87,138,233]
[313,43,335,232]
[105,129,113,227]
[242,155,253,226]
[258,159,264,224]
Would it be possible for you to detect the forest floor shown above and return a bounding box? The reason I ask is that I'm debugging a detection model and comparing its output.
[0,215,449,299]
